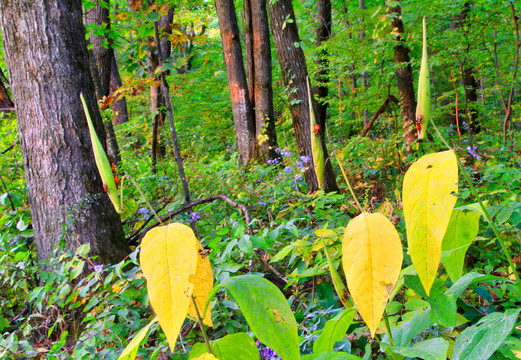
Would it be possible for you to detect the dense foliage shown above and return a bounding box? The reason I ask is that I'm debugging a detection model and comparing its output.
[0,0,520,359]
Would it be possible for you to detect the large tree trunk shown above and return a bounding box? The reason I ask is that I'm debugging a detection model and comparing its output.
[0,0,129,267]
[315,0,331,127]
[268,0,338,193]
[215,0,256,166]
[84,0,121,165]
[244,0,278,160]
[387,0,416,153]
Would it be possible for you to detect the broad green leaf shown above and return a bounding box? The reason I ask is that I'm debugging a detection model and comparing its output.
[80,93,122,213]
[314,308,355,353]
[452,309,521,360]
[140,223,213,352]
[118,317,158,360]
[403,150,458,295]
[416,17,431,139]
[404,275,456,328]
[189,333,259,360]
[221,275,299,360]
[388,338,449,360]
[342,212,403,337]
[441,209,480,282]
[302,352,363,360]
[445,272,505,299]
[307,76,324,188]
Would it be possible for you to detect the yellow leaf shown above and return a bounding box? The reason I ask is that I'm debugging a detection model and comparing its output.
[187,245,214,327]
[403,150,458,295]
[192,353,218,360]
[140,223,211,352]
[342,212,403,337]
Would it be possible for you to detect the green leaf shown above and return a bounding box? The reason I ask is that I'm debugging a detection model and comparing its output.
[302,352,363,360]
[118,317,158,360]
[307,76,324,188]
[441,209,480,282]
[388,338,449,360]
[221,275,299,360]
[188,333,259,360]
[314,309,355,353]
[452,309,521,360]
[402,150,458,295]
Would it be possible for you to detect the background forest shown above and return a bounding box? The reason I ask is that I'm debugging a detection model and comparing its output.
[0,0,520,359]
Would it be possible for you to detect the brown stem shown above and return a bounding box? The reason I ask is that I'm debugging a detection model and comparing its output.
[361,95,398,137]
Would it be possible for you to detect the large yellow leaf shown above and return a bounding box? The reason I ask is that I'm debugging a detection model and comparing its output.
[140,223,213,351]
[192,353,218,360]
[342,212,403,337]
[187,243,214,327]
[403,150,458,295]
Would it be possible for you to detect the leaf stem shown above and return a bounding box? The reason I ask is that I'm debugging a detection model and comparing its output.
[191,294,212,354]
[429,118,520,285]
[383,310,395,347]
[335,153,363,213]
[120,175,163,226]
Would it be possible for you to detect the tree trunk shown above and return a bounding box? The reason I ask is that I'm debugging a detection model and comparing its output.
[0,0,129,267]
[215,0,256,166]
[110,52,130,125]
[268,0,338,193]
[245,0,278,159]
[149,8,174,174]
[387,0,416,153]
[84,0,121,165]
[315,0,331,127]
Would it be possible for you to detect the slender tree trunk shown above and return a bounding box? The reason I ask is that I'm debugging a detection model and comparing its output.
[110,53,130,125]
[0,0,129,267]
[315,0,332,128]
[149,8,174,174]
[268,0,338,193]
[387,0,416,153]
[215,0,256,165]
[245,0,278,159]
[359,0,369,125]
[84,0,121,165]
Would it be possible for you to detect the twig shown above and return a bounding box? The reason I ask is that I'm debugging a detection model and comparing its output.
[360,95,398,137]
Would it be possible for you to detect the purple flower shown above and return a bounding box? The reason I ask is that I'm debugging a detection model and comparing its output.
[266,158,279,165]
[295,161,303,169]
[466,145,481,160]
[300,155,311,163]
[190,212,201,223]
[280,150,292,157]
[93,264,104,273]
[294,175,303,181]
[138,207,149,216]
[284,166,292,173]
[259,201,266,206]
[256,340,282,360]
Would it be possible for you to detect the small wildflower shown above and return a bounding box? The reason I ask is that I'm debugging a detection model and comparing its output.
[295,161,303,169]
[300,155,311,163]
[259,201,266,206]
[466,145,481,160]
[274,147,281,153]
[292,184,298,190]
[284,166,292,173]
[280,150,292,157]
[295,175,303,181]
[266,158,279,165]
[190,212,201,223]
[138,207,149,216]
[257,177,263,183]
[93,264,104,273]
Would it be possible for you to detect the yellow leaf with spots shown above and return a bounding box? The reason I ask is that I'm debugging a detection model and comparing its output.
[187,244,214,327]
[140,223,213,352]
[342,212,402,338]
[403,150,458,295]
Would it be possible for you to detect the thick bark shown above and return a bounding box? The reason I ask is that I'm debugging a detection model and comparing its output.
[268,0,338,193]
[315,0,331,127]
[0,0,129,267]
[215,0,256,165]
[247,0,278,159]
[84,0,121,165]
[387,0,416,152]
[110,53,130,124]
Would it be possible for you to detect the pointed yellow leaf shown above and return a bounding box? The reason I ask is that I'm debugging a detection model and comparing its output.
[80,93,122,213]
[403,150,458,295]
[342,212,403,337]
[140,223,205,352]
[192,353,218,360]
[187,243,214,327]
